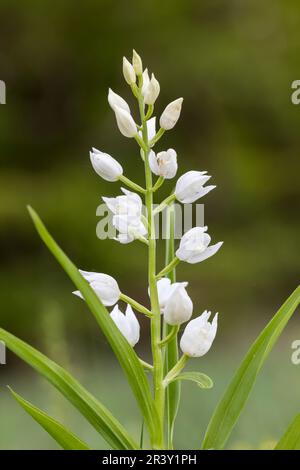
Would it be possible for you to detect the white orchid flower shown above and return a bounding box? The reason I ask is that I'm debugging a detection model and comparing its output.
[151,278,193,325]
[180,310,218,357]
[176,226,223,264]
[73,270,120,306]
[175,170,216,203]
[89,148,123,182]
[149,148,177,179]
[103,188,147,244]
[110,304,140,347]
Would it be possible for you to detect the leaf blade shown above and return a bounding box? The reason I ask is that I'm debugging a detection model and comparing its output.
[9,387,90,450]
[202,285,300,450]
[27,206,159,445]
[275,413,300,450]
[0,328,138,450]
[171,372,213,389]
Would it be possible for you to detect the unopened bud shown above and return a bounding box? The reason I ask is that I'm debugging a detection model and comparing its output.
[123,57,136,85]
[114,106,137,138]
[160,98,183,130]
[144,73,160,105]
[132,50,143,75]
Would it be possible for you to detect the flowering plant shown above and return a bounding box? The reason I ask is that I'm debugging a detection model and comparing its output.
[0,51,299,450]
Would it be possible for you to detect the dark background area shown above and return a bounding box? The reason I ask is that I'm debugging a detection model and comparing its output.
[0,0,299,449]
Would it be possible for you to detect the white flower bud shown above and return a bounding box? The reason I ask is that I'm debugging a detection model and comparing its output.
[163,282,193,325]
[175,170,215,203]
[180,311,218,357]
[153,278,193,325]
[159,98,183,130]
[123,57,136,85]
[89,148,123,182]
[176,226,223,264]
[73,270,120,306]
[110,304,140,347]
[132,50,143,75]
[144,74,160,105]
[141,69,150,96]
[108,88,130,113]
[114,106,137,138]
[149,148,177,179]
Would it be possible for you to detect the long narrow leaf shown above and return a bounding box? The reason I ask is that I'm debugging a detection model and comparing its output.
[202,285,300,450]
[0,328,138,450]
[275,413,300,450]
[9,388,90,450]
[27,206,159,445]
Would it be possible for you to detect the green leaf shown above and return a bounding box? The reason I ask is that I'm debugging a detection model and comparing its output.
[202,285,300,450]
[9,387,90,450]
[27,206,159,446]
[0,328,138,450]
[275,413,300,450]
[164,203,180,449]
[171,372,213,389]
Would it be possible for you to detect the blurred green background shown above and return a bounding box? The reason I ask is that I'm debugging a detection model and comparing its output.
[0,0,299,449]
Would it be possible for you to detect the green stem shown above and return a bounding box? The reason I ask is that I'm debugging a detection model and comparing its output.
[151,176,165,193]
[163,355,189,387]
[135,133,148,152]
[119,293,152,318]
[156,257,180,280]
[139,359,154,372]
[138,86,165,449]
[119,175,146,194]
[159,325,179,347]
[153,194,176,216]
[145,104,154,120]
[149,128,165,147]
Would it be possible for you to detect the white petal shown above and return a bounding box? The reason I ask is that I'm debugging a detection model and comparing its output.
[108,88,130,113]
[155,278,172,310]
[110,305,131,339]
[72,290,83,299]
[184,241,223,264]
[114,106,137,138]
[141,69,150,95]
[160,98,183,130]
[147,117,156,141]
[164,284,193,325]
[90,150,123,182]
[149,151,160,176]
[102,196,118,214]
[125,305,140,346]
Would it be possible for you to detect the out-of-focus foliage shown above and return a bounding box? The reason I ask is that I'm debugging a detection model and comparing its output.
[0,0,299,348]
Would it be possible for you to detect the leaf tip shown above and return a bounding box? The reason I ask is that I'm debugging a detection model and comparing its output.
[27,205,37,220]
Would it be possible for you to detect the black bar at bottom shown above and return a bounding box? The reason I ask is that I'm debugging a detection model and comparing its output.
[0,449,298,466]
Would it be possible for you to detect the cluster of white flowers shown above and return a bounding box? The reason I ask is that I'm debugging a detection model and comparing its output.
[74,51,223,359]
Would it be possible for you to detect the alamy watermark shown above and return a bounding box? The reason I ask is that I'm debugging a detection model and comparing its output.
[291,340,300,365]
[0,80,6,104]
[96,202,205,240]
[291,80,300,105]
[0,341,6,365]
